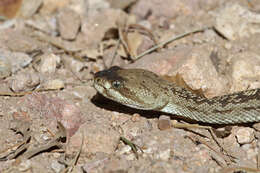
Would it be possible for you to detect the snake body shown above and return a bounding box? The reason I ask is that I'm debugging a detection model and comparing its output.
[93,66,260,124]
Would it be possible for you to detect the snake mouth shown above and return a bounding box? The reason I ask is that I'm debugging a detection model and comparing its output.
[93,83,106,95]
[93,83,116,101]
[94,83,146,109]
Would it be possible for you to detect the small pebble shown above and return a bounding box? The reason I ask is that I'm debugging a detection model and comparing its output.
[10,72,40,92]
[51,160,65,173]
[43,79,65,90]
[0,58,11,79]
[158,148,171,161]
[253,122,260,131]
[40,53,61,74]
[18,160,31,171]
[158,115,171,130]
[58,8,81,40]
[235,127,255,144]
[131,113,141,122]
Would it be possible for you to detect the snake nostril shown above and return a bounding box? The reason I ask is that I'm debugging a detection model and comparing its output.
[96,78,101,83]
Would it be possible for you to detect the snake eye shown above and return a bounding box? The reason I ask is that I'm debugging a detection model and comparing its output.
[112,80,121,88]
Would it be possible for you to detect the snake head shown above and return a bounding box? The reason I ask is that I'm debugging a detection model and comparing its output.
[93,66,169,110]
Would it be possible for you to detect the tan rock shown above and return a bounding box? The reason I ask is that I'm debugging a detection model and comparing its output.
[173,45,228,98]
[67,122,119,154]
[127,47,191,75]
[40,0,71,14]
[228,52,260,93]
[42,79,65,90]
[0,56,11,79]
[58,8,81,40]
[18,0,43,18]
[39,53,61,74]
[131,0,214,19]
[10,72,40,92]
[215,3,260,40]
[128,45,228,98]
[81,9,131,46]
[4,30,43,52]
[21,94,84,137]
[235,127,255,145]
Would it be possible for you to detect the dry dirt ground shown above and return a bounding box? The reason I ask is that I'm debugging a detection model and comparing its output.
[1,0,260,172]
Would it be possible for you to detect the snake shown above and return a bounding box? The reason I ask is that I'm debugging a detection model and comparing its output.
[93,66,260,124]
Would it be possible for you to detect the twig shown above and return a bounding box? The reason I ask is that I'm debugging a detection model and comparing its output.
[109,39,121,68]
[172,121,236,163]
[0,88,62,97]
[134,26,212,61]
[120,136,143,159]
[63,133,84,173]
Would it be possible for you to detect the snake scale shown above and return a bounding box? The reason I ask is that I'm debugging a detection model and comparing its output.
[93,66,260,124]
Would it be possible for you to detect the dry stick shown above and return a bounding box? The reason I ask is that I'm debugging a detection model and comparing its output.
[0,88,62,97]
[118,23,130,59]
[23,122,67,159]
[109,39,121,68]
[186,135,226,167]
[219,166,260,173]
[0,91,36,97]
[63,133,84,173]
[258,149,260,169]
[134,26,212,61]
[24,140,63,159]
[120,136,143,159]
[172,122,236,163]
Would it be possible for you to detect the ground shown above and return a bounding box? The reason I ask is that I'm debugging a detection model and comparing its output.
[0,0,260,172]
